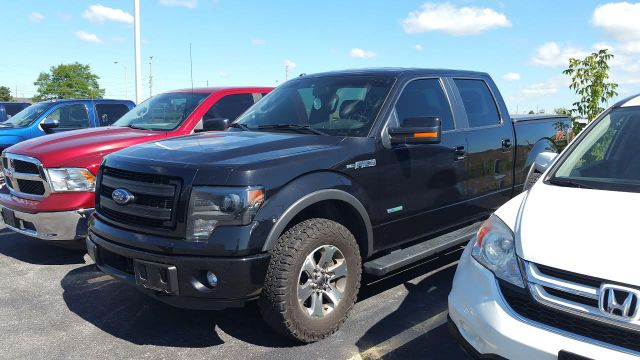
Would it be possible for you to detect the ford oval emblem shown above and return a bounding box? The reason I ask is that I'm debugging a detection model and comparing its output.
[112,188,135,205]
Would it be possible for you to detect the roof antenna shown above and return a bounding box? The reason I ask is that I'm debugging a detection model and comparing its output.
[189,43,194,94]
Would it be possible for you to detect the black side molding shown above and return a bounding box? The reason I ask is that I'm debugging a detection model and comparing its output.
[363,221,482,276]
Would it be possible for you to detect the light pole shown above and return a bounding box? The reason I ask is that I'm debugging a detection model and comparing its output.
[134,0,142,104]
[114,61,128,99]
[148,56,153,97]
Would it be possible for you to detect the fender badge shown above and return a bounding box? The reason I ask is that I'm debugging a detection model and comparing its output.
[387,206,403,214]
[346,159,376,170]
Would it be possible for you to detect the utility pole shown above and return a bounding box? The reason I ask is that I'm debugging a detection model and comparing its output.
[285,63,289,81]
[148,56,153,97]
[114,62,128,99]
[134,0,142,104]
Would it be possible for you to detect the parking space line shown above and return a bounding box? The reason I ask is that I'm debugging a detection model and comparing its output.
[347,310,449,360]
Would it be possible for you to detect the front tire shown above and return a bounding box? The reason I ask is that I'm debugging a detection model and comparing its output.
[259,218,362,342]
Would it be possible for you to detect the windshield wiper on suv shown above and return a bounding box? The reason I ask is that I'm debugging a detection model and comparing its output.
[256,124,328,136]
[229,122,250,131]
[125,124,149,130]
[547,177,594,189]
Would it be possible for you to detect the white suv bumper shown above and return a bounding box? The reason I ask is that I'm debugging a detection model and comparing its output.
[448,243,638,360]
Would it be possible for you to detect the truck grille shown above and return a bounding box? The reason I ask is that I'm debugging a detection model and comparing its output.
[97,167,181,230]
[1,153,51,197]
[500,262,640,354]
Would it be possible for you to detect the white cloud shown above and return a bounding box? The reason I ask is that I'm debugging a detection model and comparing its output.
[284,59,297,70]
[520,83,558,97]
[159,0,198,8]
[531,42,587,68]
[593,2,640,41]
[251,38,266,46]
[218,71,229,78]
[83,4,133,24]
[350,48,377,59]
[414,44,424,51]
[503,72,521,81]
[28,12,45,22]
[75,30,102,44]
[402,2,511,36]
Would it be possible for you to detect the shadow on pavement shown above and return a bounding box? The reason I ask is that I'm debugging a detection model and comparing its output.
[0,228,86,265]
[356,248,470,359]
[60,264,299,348]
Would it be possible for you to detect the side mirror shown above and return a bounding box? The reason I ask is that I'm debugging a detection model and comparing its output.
[41,117,60,132]
[534,151,558,173]
[388,116,442,145]
[197,117,229,132]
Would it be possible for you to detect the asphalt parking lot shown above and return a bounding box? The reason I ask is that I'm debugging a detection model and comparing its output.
[0,222,470,360]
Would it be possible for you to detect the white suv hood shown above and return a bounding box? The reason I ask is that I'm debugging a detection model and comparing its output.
[511,182,640,287]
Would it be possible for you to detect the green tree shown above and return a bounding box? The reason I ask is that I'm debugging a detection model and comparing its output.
[0,86,12,102]
[563,49,618,133]
[528,110,535,114]
[553,107,571,116]
[33,62,105,101]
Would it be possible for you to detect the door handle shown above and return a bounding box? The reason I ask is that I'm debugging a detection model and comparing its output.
[454,145,466,161]
[501,138,512,150]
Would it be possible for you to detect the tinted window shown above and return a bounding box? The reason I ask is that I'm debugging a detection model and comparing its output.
[236,75,395,137]
[95,103,130,125]
[394,79,454,131]
[5,104,27,117]
[454,79,500,128]
[204,94,255,120]
[47,104,90,129]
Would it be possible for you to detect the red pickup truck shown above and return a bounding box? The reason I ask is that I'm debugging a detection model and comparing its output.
[0,86,272,247]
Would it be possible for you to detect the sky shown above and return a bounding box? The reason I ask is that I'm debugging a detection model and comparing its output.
[3,0,640,114]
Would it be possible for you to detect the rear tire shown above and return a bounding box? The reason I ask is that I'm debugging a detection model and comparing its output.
[259,218,362,342]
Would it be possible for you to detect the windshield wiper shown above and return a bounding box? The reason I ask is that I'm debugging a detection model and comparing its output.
[547,177,594,189]
[124,124,149,130]
[256,124,328,136]
[229,122,250,131]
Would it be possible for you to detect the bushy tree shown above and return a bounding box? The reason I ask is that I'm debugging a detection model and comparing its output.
[563,49,618,133]
[0,86,12,102]
[33,62,104,101]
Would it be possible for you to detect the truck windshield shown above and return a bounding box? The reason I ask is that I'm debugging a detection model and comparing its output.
[113,92,209,131]
[235,75,395,137]
[549,107,640,192]
[0,102,51,128]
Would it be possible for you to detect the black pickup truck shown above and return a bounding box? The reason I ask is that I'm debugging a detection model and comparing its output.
[87,68,569,342]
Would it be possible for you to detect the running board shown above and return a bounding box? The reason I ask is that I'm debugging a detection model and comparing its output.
[363,222,482,276]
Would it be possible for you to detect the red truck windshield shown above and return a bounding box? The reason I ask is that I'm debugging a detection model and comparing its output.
[113,92,209,131]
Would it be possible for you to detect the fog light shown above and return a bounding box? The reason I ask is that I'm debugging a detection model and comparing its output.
[206,271,218,287]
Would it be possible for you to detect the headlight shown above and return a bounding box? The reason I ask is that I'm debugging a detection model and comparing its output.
[471,214,524,288]
[186,186,265,242]
[47,168,96,192]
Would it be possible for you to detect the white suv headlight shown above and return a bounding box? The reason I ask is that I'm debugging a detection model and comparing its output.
[471,214,524,288]
[47,168,96,192]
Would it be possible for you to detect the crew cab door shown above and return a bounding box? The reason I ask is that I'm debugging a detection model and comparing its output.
[451,77,514,212]
[37,102,92,134]
[374,78,468,251]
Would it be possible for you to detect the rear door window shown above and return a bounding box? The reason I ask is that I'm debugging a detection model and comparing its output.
[4,104,27,117]
[454,79,501,128]
[95,103,131,125]
[204,94,255,120]
[394,79,454,131]
[46,104,90,130]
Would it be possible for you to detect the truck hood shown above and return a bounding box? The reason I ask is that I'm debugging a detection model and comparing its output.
[6,126,166,169]
[113,131,343,167]
[514,182,640,286]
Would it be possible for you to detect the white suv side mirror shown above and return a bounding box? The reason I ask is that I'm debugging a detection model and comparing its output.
[534,152,558,173]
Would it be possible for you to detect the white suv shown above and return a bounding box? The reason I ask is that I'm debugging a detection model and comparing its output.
[448,95,640,360]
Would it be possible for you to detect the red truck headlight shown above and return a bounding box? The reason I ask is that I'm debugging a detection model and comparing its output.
[47,168,96,192]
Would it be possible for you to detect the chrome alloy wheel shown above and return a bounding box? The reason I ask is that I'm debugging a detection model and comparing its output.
[297,245,348,318]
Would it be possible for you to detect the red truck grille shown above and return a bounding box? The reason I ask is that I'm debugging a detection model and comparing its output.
[1,153,51,198]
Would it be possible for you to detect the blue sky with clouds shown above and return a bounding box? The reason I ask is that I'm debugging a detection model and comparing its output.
[2,1,640,114]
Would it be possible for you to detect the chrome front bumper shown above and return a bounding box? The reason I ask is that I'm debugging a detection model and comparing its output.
[0,206,94,241]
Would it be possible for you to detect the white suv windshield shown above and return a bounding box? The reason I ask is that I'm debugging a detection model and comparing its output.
[551,107,640,192]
